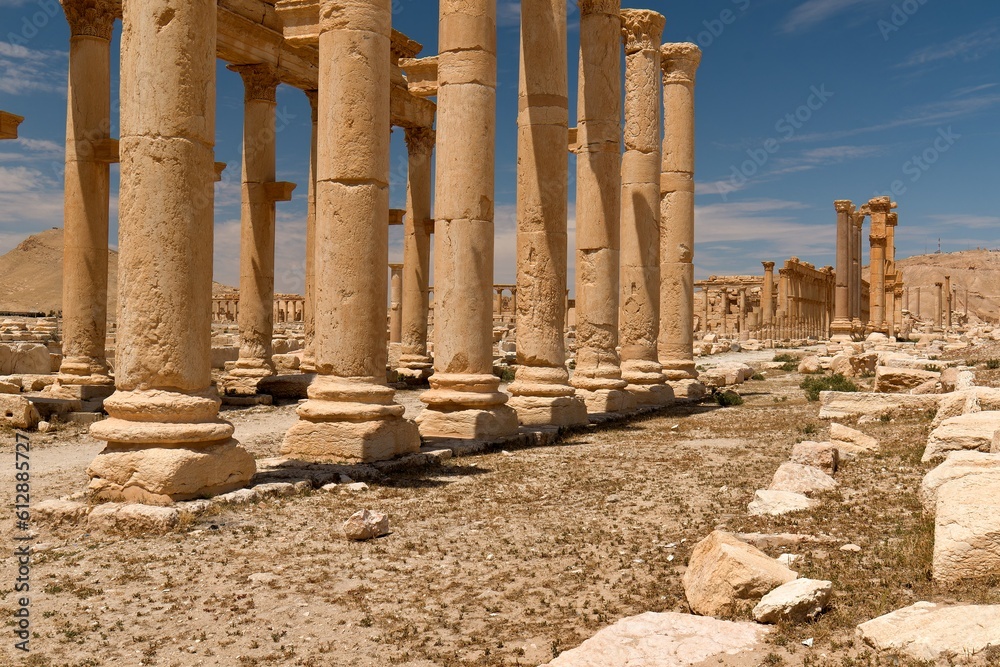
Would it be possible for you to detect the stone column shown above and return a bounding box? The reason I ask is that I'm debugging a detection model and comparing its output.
[831,200,852,340]
[508,0,587,425]
[915,286,921,320]
[88,0,254,504]
[227,64,282,393]
[868,197,891,332]
[618,9,671,407]
[301,90,319,372]
[397,126,434,381]
[702,287,710,333]
[934,282,943,328]
[570,0,632,414]
[944,275,952,330]
[282,0,419,460]
[762,261,775,336]
[720,289,729,337]
[58,0,116,386]
[738,287,748,341]
[658,42,703,398]
[904,286,910,312]
[851,211,865,329]
[418,0,519,438]
[389,263,403,343]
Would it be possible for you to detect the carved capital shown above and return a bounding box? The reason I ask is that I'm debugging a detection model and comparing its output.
[661,42,701,84]
[229,64,281,104]
[834,199,853,213]
[620,9,665,55]
[404,126,435,158]
[579,0,620,17]
[762,261,775,271]
[867,195,892,214]
[887,212,898,226]
[61,0,116,40]
[869,236,887,249]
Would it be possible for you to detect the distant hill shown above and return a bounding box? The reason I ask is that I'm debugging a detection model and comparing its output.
[0,228,234,315]
[865,249,1000,323]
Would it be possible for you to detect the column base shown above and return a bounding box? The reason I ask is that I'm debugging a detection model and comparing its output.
[660,358,698,381]
[396,362,433,384]
[626,383,674,407]
[418,372,519,440]
[280,417,420,463]
[668,379,707,400]
[223,362,276,396]
[508,395,588,427]
[87,438,255,506]
[58,358,113,384]
[575,388,636,415]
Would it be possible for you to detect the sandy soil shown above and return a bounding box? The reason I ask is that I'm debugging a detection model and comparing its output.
[0,354,995,667]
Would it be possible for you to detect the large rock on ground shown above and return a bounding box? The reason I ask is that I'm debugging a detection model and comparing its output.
[769,462,838,496]
[748,489,818,516]
[933,474,1000,583]
[829,422,880,456]
[87,503,180,535]
[920,451,1000,514]
[857,602,1000,662]
[0,342,51,375]
[873,367,940,393]
[0,394,40,429]
[541,612,770,667]
[923,411,1000,463]
[343,508,389,541]
[790,441,839,473]
[932,387,1000,428]
[819,391,940,420]
[682,530,797,617]
[752,578,832,624]
[797,356,821,374]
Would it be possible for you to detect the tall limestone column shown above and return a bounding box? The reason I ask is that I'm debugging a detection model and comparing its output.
[702,287,709,333]
[88,0,255,504]
[397,126,434,382]
[738,287,748,341]
[570,0,632,414]
[868,197,891,333]
[507,0,588,425]
[762,261,775,336]
[934,282,943,328]
[301,90,318,373]
[831,200,852,340]
[658,42,703,398]
[58,0,116,386]
[850,209,864,329]
[282,0,419,460]
[618,9,671,407]
[226,64,287,394]
[389,263,403,343]
[944,275,953,330]
[418,0,519,438]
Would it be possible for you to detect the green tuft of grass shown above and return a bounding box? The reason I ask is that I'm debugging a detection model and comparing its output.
[714,390,744,407]
[800,374,859,402]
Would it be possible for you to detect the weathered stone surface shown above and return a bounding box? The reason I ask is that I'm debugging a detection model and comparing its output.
[682,530,797,617]
[920,451,1000,514]
[829,422,880,456]
[752,578,832,624]
[923,411,1000,463]
[0,394,40,429]
[540,611,770,667]
[0,379,18,394]
[797,356,821,374]
[0,342,51,375]
[933,474,1000,583]
[343,508,389,541]
[769,462,838,496]
[790,441,839,474]
[910,379,941,395]
[819,391,940,420]
[857,602,1000,662]
[87,503,180,535]
[34,499,90,526]
[873,366,940,393]
[748,489,818,516]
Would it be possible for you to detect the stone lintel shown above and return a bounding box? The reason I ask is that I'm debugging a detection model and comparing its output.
[214,162,227,183]
[389,209,405,226]
[264,181,297,202]
[390,29,422,62]
[399,56,439,99]
[0,111,24,140]
[567,127,579,152]
[93,138,120,163]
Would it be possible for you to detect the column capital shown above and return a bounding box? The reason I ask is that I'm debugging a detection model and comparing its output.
[868,195,892,214]
[620,9,665,55]
[887,212,898,226]
[579,0,620,17]
[762,261,775,271]
[229,64,281,103]
[61,0,117,40]
[851,212,866,227]
[870,236,887,248]
[404,125,435,158]
[834,199,853,213]
[304,89,318,122]
[661,42,701,84]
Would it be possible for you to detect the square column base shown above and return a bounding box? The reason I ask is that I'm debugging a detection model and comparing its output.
[280,417,420,463]
[668,379,707,400]
[627,383,675,407]
[508,395,589,427]
[576,388,637,415]
[417,405,519,440]
[87,438,256,506]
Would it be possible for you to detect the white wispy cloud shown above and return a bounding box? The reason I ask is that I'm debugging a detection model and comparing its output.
[926,214,1000,230]
[897,24,1000,68]
[780,0,889,34]
[0,41,66,96]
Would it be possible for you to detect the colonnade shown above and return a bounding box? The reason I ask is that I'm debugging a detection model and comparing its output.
[772,259,835,340]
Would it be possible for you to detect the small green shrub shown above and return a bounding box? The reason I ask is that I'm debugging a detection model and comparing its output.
[924,364,941,373]
[801,423,818,435]
[714,390,744,407]
[987,359,1000,370]
[780,361,798,372]
[773,353,797,363]
[800,373,859,402]
[494,366,516,382]
[751,372,766,381]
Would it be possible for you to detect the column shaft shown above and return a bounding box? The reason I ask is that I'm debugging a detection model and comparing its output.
[832,200,852,338]
[301,90,318,372]
[389,264,403,343]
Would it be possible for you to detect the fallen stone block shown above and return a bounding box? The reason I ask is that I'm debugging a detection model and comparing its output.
[33,499,90,526]
[0,379,18,394]
[828,422,880,459]
[0,394,39,429]
[874,367,940,393]
[769,462,838,496]
[748,489,818,516]
[681,530,797,617]
[87,503,180,535]
[752,578,832,624]
[790,441,839,474]
[923,411,1000,463]
[920,451,1000,514]
[819,391,940,420]
[540,612,770,667]
[797,356,821,374]
[933,474,1000,583]
[343,508,389,541]
[857,602,1000,662]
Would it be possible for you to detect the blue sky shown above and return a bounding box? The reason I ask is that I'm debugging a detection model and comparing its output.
[1,0,998,295]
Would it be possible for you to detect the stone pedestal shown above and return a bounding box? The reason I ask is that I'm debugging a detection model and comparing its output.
[570,0,633,415]
[659,42,703,395]
[88,0,254,504]
[281,0,419,462]
[508,0,588,426]
[618,9,671,408]
[397,126,434,382]
[59,0,116,387]
[417,0,518,439]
